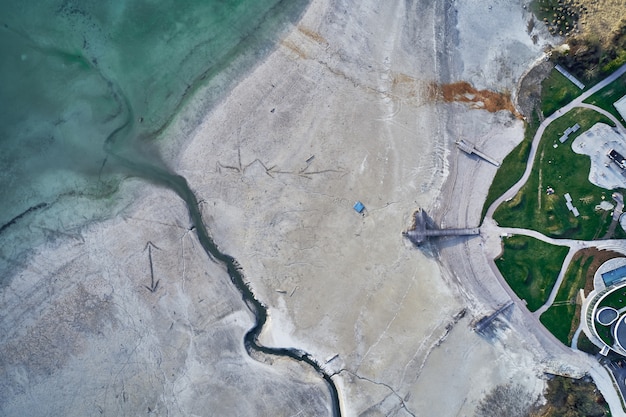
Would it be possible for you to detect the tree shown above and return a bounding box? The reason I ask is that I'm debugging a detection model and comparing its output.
[475,384,538,417]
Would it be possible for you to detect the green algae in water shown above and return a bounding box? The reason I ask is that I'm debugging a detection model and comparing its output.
[0,0,309,275]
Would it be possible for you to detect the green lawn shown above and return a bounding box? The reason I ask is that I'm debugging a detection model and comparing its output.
[540,307,576,346]
[584,72,626,124]
[596,322,613,347]
[541,68,583,117]
[540,255,592,345]
[493,108,619,240]
[577,331,601,355]
[593,286,626,346]
[598,286,626,311]
[495,235,569,312]
[481,113,538,222]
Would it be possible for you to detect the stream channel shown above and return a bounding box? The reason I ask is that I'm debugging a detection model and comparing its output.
[124,161,342,416]
[104,61,342,417]
[1,1,343,410]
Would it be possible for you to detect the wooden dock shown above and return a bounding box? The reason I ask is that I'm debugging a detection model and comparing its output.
[473,301,514,333]
[403,209,480,246]
[456,140,500,167]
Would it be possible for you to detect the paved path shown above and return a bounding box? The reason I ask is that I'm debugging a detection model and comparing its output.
[480,63,626,415]
[571,324,583,350]
[486,63,626,219]
[589,362,625,416]
[533,246,578,317]
[576,102,626,135]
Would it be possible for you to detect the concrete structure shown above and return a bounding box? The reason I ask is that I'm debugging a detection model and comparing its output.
[555,64,585,90]
[473,301,514,333]
[456,140,500,167]
[582,258,626,357]
[597,307,619,326]
[559,123,580,143]
[571,123,626,189]
[614,95,626,121]
[403,208,479,246]
[564,193,580,217]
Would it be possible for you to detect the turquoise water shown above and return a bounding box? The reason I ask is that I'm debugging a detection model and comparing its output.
[0,0,308,276]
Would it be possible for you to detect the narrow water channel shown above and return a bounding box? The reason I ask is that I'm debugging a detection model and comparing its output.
[104,78,342,417]
[108,154,342,416]
[2,1,341,412]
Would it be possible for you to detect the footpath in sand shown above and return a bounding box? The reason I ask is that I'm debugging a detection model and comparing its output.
[0,1,601,416]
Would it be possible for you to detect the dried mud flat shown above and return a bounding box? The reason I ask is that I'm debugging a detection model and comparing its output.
[0,0,602,416]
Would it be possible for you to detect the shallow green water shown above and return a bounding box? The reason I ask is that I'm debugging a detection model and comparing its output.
[0,0,307,260]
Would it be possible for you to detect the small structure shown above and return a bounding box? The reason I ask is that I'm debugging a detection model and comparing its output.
[403,208,479,246]
[597,307,619,326]
[353,201,365,214]
[555,64,585,90]
[614,95,626,121]
[602,264,626,287]
[564,193,580,217]
[609,149,626,170]
[473,301,514,333]
[456,140,500,167]
[559,123,581,143]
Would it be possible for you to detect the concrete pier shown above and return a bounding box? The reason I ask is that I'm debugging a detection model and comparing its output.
[403,209,480,246]
[456,140,501,167]
[473,301,514,333]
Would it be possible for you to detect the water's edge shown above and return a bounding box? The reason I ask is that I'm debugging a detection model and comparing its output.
[102,43,341,416]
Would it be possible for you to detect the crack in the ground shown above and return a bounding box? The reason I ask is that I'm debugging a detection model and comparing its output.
[335,369,416,417]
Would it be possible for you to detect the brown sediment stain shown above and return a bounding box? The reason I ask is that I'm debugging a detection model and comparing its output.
[391,72,426,99]
[281,39,307,59]
[429,81,522,118]
[297,25,327,45]
[281,26,327,60]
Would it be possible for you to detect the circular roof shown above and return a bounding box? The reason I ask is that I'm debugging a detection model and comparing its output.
[614,315,626,352]
[597,307,619,326]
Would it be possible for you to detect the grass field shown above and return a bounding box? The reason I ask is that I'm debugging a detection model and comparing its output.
[598,285,626,312]
[493,108,617,240]
[541,68,583,117]
[539,254,592,345]
[495,235,569,312]
[593,284,626,347]
[541,248,625,346]
[584,72,626,124]
[577,331,601,355]
[596,320,614,347]
[481,114,538,222]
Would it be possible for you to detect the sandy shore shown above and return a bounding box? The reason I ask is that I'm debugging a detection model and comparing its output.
[0,1,600,416]
[176,0,582,415]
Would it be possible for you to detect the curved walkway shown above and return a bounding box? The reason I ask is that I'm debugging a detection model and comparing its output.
[486,63,626,219]
[533,246,578,317]
[484,63,626,317]
[480,63,626,415]
[577,102,626,135]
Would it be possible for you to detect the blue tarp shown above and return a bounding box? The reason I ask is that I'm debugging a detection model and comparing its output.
[353,201,365,213]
